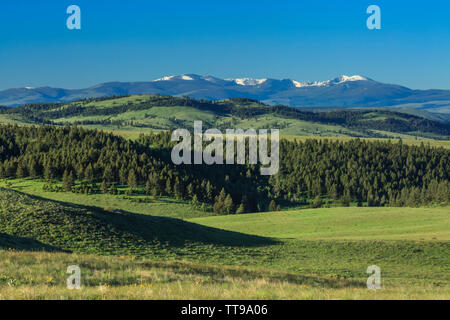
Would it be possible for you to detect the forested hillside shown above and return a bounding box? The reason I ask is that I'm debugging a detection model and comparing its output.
[0,125,448,214]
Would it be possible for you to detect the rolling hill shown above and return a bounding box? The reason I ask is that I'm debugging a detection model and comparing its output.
[1,95,449,139]
[0,188,274,256]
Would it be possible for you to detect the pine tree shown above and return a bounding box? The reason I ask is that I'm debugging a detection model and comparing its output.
[145,179,151,195]
[85,164,94,184]
[101,180,108,194]
[151,187,158,200]
[224,194,234,214]
[340,193,351,207]
[62,170,74,192]
[127,169,137,190]
[191,194,199,208]
[187,183,194,198]
[16,162,27,178]
[44,163,54,181]
[103,165,114,183]
[213,188,227,214]
[174,177,183,199]
[311,195,322,208]
[236,202,246,214]
[28,159,38,178]
[269,200,277,212]
[165,178,172,195]
[119,165,128,185]
[206,181,214,202]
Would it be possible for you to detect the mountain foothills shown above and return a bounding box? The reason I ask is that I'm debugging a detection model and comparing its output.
[1,95,449,140]
[1,74,450,119]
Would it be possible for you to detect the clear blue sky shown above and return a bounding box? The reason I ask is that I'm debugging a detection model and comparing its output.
[0,0,449,90]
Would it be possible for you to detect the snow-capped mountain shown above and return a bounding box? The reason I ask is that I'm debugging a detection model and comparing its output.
[1,74,449,117]
[151,74,370,88]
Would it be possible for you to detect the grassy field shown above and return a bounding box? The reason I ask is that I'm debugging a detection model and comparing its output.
[1,251,447,300]
[0,186,448,299]
[190,207,450,241]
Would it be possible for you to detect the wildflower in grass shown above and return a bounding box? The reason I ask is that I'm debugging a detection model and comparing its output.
[8,278,17,287]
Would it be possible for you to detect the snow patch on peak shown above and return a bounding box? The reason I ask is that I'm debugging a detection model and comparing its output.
[154,75,176,81]
[154,75,195,82]
[228,78,268,86]
[292,80,327,88]
[336,75,368,82]
[25,86,36,90]
[292,75,369,88]
[180,75,195,81]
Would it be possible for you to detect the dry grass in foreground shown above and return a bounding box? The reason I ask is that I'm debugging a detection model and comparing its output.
[1,251,448,300]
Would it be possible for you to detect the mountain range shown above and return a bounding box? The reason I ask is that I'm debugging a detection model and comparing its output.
[1,74,449,120]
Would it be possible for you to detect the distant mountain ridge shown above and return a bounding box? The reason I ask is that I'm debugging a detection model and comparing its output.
[1,74,450,118]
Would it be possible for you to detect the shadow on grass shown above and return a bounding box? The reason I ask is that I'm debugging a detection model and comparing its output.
[3,188,278,249]
[135,260,366,289]
[91,206,280,248]
[0,232,65,252]
[72,258,365,289]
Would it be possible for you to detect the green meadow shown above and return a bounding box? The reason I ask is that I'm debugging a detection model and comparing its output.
[190,207,450,241]
[0,184,448,300]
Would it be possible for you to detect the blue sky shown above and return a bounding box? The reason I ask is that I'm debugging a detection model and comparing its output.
[0,0,449,90]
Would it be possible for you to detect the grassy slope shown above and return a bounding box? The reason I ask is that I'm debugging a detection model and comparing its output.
[218,115,362,137]
[0,113,34,126]
[1,179,210,219]
[0,186,449,299]
[0,188,274,256]
[190,207,450,241]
